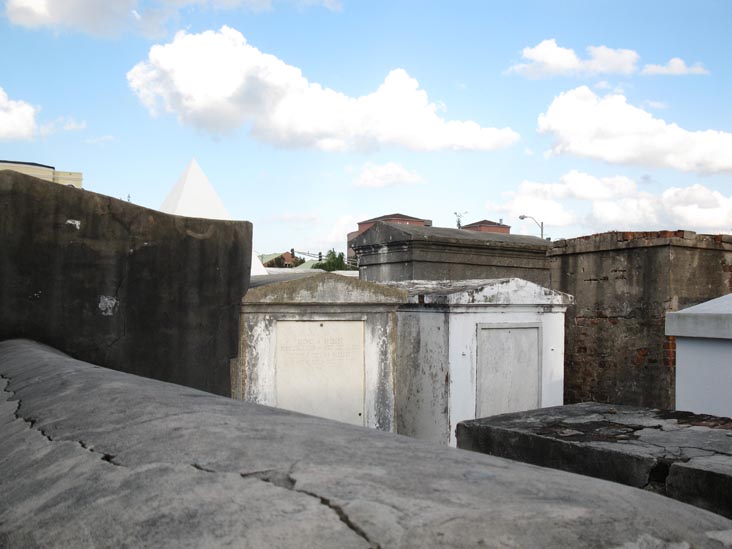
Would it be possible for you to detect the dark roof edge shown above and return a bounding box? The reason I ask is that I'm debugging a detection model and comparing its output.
[0,160,55,170]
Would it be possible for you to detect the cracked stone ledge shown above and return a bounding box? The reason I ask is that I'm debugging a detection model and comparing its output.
[458,403,732,518]
[3,374,379,547]
[195,462,380,548]
[2,374,122,467]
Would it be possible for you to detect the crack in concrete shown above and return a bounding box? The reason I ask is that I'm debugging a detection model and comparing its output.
[296,487,381,549]
[240,464,380,549]
[678,446,732,458]
[190,463,217,473]
[78,439,121,466]
[241,468,296,489]
[192,461,379,547]
[2,374,121,467]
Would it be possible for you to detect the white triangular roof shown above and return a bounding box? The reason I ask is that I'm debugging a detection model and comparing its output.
[161,158,230,220]
[161,158,268,276]
[250,251,268,276]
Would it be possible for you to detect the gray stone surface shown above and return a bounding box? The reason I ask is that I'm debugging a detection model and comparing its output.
[3,340,732,548]
[0,170,251,396]
[249,271,322,288]
[352,222,550,285]
[457,402,732,519]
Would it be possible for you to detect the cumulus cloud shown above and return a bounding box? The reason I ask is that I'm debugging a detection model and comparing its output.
[508,39,709,80]
[4,0,339,36]
[507,39,639,78]
[518,170,637,202]
[642,58,709,76]
[538,86,732,173]
[127,26,519,151]
[487,170,732,234]
[352,162,423,188]
[0,86,37,140]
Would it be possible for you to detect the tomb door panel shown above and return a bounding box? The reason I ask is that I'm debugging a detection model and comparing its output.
[475,323,541,419]
[275,320,365,426]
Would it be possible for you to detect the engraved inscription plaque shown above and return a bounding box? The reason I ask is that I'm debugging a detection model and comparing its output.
[276,320,365,426]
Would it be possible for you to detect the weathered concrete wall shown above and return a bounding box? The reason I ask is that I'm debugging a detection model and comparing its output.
[395,309,451,445]
[0,170,251,396]
[353,222,551,285]
[549,231,732,408]
[3,339,732,548]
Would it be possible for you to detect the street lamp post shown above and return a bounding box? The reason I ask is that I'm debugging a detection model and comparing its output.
[519,214,544,240]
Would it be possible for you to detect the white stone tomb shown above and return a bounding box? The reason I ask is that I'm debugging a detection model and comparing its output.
[666,293,732,417]
[389,278,573,446]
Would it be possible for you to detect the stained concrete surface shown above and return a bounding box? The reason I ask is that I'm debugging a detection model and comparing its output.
[2,340,732,548]
[457,402,732,519]
[0,170,251,396]
[549,231,732,408]
[352,221,551,286]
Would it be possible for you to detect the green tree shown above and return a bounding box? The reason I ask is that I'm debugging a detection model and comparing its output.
[313,249,356,271]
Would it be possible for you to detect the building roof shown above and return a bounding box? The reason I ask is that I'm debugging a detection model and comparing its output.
[294,259,320,270]
[0,160,55,170]
[259,252,284,264]
[462,219,510,228]
[383,278,573,306]
[359,213,430,224]
[352,221,550,249]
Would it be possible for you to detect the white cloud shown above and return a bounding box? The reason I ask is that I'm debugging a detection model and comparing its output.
[40,116,86,136]
[642,58,709,76]
[538,86,732,173]
[661,184,732,228]
[519,170,637,202]
[487,170,732,234]
[352,162,423,188]
[583,45,639,75]
[127,26,519,151]
[4,0,339,35]
[0,86,37,140]
[509,40,709,80]
[507,39,639,78]
[5,0,136,35]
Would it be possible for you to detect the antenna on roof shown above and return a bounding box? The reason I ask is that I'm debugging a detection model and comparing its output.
[454,211,468,229]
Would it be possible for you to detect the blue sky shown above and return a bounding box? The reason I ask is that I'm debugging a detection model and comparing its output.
[2,0,731,253]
